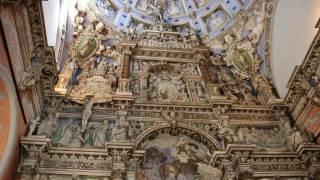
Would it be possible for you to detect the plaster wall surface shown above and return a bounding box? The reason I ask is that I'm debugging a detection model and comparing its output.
[271,0,320,97]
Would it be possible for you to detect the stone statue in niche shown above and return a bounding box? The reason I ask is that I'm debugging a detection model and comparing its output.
[37,112,58,137]
[111,114,133,141]
[56,124,82,148]
[217,117,235,143]
[20,70,36,90]
[195,82,205,99]
[93,120,109,148]
[281,119,304,151]
[131,79,140,97]
[27,116,40,136]
[132,60,141,72]
[81,121,109,148]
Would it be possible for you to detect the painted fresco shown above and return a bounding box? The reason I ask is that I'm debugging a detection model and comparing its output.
[137,134,222,180]
[304,106,320,138]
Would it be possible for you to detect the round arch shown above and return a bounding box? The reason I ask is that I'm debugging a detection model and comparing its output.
[135,122,223,152]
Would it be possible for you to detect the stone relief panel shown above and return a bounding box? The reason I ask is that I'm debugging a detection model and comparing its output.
[129,61,209,103]
[147,64,190,103]
[136,134,222,180]
[51,118,111,148]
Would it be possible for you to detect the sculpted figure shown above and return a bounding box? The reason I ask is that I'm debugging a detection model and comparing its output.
[189,28,199,45]
[95,22,105,33]
[248,2,267,46]
[218,118,235,142]
[111,122,127,141]
[27,116,40,136]
[37,112,58,137]
[20,71,36,90]
[195,82,205,98]
[56,59,77,89]
[282,121,304,151]
[246,127,258,143]
[58,125,82,147]
[82,127,96,147]
[149,4,164,24]
[73,8,86,36]
[252,73,274,99]
[111,115,132,141]
[93,120,108,148]
[95,60,108,76]
[81,96,94,133]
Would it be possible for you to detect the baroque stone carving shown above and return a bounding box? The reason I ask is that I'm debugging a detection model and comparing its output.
[27,116,40,137]
[111,114,134,142]
[14,1,320,179]
[19,70,36,90]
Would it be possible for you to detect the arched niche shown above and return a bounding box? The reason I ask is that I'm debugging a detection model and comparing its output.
[135,122,223,152]
[134,122,223,180]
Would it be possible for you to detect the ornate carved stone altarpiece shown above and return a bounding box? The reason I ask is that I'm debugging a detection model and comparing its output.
[7,0,320,179]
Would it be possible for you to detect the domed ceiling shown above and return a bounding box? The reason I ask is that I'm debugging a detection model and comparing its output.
[74,0,275,79]
[56,0,278,103]
[91,0,254,38]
